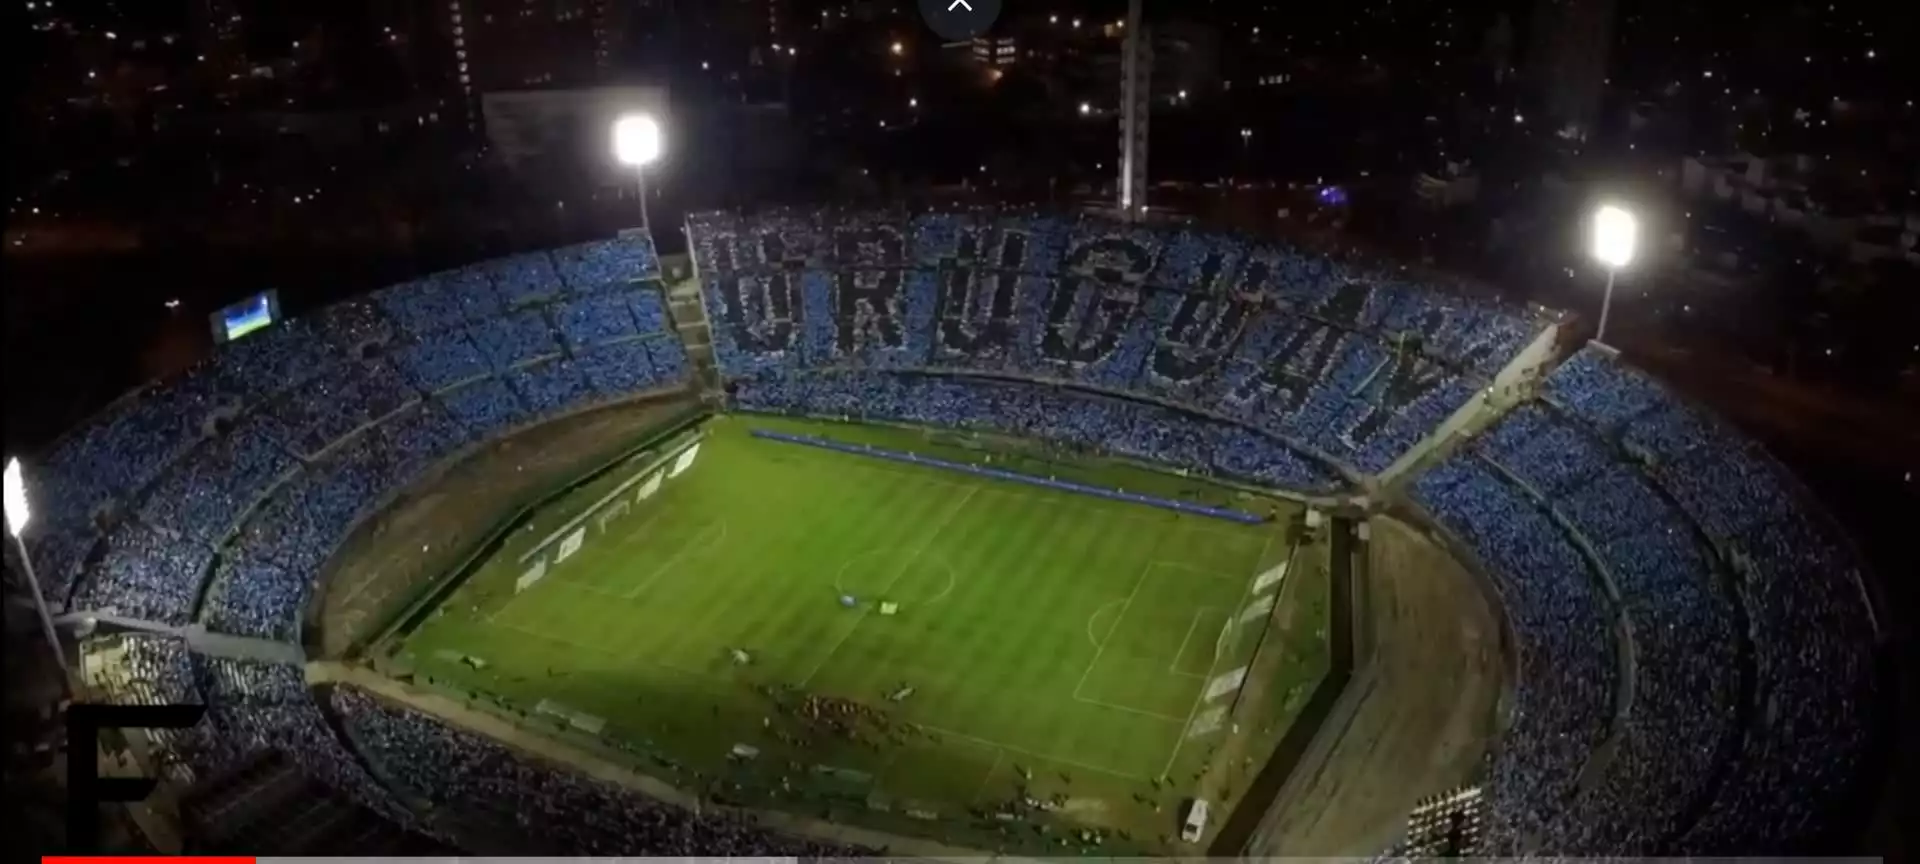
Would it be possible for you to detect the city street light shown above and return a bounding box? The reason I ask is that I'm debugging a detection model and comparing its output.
[612,113,663,232]
[1590,204,1639,344]
[4,457,71,692]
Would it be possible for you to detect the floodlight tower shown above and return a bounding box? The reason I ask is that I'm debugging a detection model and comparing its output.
[612,113,664,232]
[1117,0,1150,220]
[5,458,72,692]
[1589,204,1639,345]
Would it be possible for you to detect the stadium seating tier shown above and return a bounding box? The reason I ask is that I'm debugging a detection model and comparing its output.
[35,214,1875,857]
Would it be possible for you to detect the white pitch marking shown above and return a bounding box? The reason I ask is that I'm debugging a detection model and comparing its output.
[800,486,978,687]
[621,519,729,599]
[1070,560,1156,701]
[968,748,1005,803]
[831,547,959,608]
[1070,694,1190,724]
[1168,607,1222,676]
[917,722,1149,783]
[1158,532,1293,779]
[1084,597,1127,650]
[1149,561,1249,583]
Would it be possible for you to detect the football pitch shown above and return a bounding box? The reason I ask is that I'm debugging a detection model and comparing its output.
[386,415,1329,853]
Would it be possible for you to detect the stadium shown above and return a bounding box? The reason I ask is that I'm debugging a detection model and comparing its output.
[13,207,1884,856]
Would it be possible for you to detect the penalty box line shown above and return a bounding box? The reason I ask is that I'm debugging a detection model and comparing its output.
[485,509,666,622]
[620,519,730,599]
[1070,560,1156,702]
[1072,560,1238,718]
[1157,529,1289,779]
[1168,606,1226,679]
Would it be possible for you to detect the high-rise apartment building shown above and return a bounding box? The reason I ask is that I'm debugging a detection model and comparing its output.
[433,0,635,133]
[443,0,625,94]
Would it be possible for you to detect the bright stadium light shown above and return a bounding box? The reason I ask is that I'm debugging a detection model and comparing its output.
[612,113,663,231]
[4,456,72,694]
[1592,204,1638,269]
[613,113,662,168]
[1589,204,1639,344]
[4,457,28,537]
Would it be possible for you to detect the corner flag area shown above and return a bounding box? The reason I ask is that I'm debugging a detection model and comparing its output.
[383,415,1329,853]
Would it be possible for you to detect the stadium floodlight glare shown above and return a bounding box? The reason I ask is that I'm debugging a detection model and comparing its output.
[612,113,663,231]
[612,114,662,168]
[1589,204,1639,344]
[1592,204,1638,270]
[3,457,70,694]
[4,457,27,536]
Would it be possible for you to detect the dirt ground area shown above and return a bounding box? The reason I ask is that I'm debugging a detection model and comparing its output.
[1251,514,1507,855]
[310,392,699,658]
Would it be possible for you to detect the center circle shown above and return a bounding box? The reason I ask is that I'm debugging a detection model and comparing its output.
[832,547,958,609]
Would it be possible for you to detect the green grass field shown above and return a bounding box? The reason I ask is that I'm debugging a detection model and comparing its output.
[387,414,1328,853]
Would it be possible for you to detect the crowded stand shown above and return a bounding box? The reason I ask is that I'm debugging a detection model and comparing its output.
[29,212,1877,856]
[555,292,643,348]
[481,252,565,308]
[249,360,416,457]
[202,557,303,642]
[391,330,493,394]
[315,298,397,356]
[577,340,667,397]
[733,369,1344,493]
[181,749,456,856]
[375,402,474,484]
[551,237,663,293]
[437,376,537,441]
[24,372,229,604]
[1411,457,1619,852]
[692,209,1518,474]
[334,687,865,856]
[1542,346,1876,854]
[625,285,672,332]
[204,317,340,405]
[374,275,474,338]
[506,356,593,415]
[81,633,211,783]
[438,267,508,325]
[645,336,690,380]
[74,522,214,625]
[1473,402,1744,853]
[24,234,684,658]
[135,417,296,546]
[189,657,420,831]
[468,310,563,370]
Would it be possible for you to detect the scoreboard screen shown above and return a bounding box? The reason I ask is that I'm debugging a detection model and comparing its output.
[210,290,281,344]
